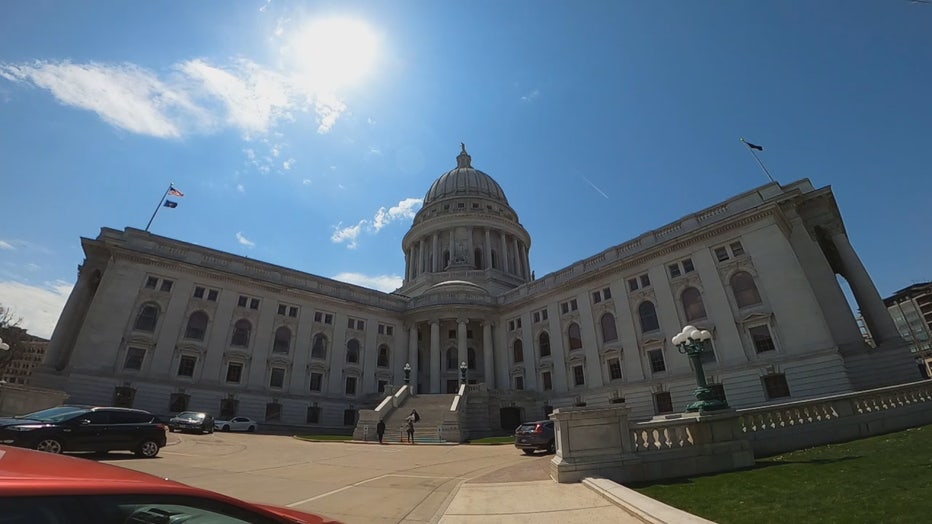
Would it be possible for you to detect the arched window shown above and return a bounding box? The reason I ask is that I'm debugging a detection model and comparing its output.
[682,287,707,321]
[567,323,583,350]
[467,347,476,369]
[731,271,762,308]
[346,339,360,364]
[474,248,483,269]
[377,344,390,367]
[311,333,328,359]
[230,319,251,347]
[134,304,159,332]
[513,339,524,363]
[538,332,551,357]
[446,348,457,370]
[601,313,618,342]
[184,311,208,340]
[273,326,291,353]
[638,301,660,332]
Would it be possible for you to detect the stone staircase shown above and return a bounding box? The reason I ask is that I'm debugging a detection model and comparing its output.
[356,392,458,443]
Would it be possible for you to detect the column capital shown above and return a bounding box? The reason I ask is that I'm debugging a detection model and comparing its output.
[481,320,495,328]
[457,318,469,326]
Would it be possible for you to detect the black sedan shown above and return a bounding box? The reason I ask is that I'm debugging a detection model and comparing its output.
[168,411,215,434]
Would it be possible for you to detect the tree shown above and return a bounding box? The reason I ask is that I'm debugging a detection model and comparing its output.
[0,304,26,373]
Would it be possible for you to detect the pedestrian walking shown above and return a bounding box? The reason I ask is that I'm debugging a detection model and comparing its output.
[406,418,415,444]
[377,419,386,444]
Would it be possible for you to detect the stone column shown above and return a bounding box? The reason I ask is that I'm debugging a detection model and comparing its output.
[407,324,419,394]
[418,238,426,275]
[523,244,530,278]
[448,231,455,269]
[502,233,511,274]
[484,228,493,269]
[483,321,495,388]
[832,233,899,343]
[430,320,441,393]
[513,237,523,278]
[432,232,439,272]
[457,319,469,376]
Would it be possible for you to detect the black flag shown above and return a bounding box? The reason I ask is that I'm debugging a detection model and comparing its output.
[163,200,178,208]
[743,140,763,151]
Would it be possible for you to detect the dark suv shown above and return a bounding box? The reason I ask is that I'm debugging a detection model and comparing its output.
[514,420,556,455]
[168,411,215,434]
[0,405,167,457]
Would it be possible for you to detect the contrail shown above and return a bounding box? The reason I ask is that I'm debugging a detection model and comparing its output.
[581,176,609,199]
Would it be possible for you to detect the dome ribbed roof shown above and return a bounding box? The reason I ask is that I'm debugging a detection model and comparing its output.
[423,145,509,206]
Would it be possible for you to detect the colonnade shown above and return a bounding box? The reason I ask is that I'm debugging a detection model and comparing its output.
[405,318,496,393]
[404,227,530,281]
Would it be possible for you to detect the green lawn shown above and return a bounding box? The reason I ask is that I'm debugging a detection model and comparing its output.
[294,434,354,441]
[467,436,515,444]
[635,424,932,523]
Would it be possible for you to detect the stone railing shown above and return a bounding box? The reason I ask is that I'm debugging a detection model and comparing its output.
[630,417,696,452]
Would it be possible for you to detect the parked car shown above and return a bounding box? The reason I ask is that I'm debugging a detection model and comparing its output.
[0,444,340,523]
[514,420,556,455]
[215,416,258,432]
[0,405,167,457]
[169,411,215,434]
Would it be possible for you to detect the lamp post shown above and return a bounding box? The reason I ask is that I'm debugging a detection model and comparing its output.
[672,325,729,413]
[403,362,411,386]
[459,361,467,385]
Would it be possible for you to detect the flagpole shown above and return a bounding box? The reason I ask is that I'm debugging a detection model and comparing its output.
[145,184,172,232]
[740,138,775,183]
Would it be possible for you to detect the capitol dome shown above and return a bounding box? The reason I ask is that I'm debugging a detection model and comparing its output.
[423,144,509,206]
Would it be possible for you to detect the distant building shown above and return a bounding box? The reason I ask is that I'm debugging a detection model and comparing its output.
[0,328,49,385]
[883,282,932,378]
[32,146,919,430]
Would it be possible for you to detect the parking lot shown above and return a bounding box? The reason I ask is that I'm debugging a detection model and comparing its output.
[97,431,619,524]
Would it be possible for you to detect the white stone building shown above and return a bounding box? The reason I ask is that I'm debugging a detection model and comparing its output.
[32,146,919,430]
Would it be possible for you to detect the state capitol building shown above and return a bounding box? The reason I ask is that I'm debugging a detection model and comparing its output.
[33,146,917,431]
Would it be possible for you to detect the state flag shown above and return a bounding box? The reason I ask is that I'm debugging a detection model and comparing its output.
[164,200,178,208]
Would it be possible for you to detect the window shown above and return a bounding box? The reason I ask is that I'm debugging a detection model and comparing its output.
[160,279,174,292]
[230,319,251,347]
[592,291,602,303]
[273,326,291,353]
[347,318,365,330]
[184,311,209,340]
[309,372,323,392]
[343,409,357,426]
[237,296,248,308]
[731,271,762,308]
[123,347,146,370]
[145,276,158,289]
[600,313,618,342]
[515,376,524,390]
[177,356,196,377]
[289,306,298,317]
[559,299,578,314]
[237,295,260,309]
[266,402,282,421]
[249,298,260,310]
[193,286,205,299]
[572,365,585,386]
[648,349,666,373]
[378,323,394,336]
[449,329,457,338]
[307,406,321,423]
[603,287,612,300]
[508,317,523,331]
[638,301,660,332]
[346,339,360,364]
[628,278,639,292]
[750,325,776,353]
[608,358,622,380]
[207,289,219,301]
[377,344,390,367]
[269,367,285,388]
[668,264,681,278]
[314,311,334,324]
[512,339,524,363]
[134,304,159,332]
[682,287,707,321]
[225,363,243,383]
[567,323,583,350]
[654,392,674,414]
[541,371,553,391]
[763,374,790,399]
[277,304,287,315]
[714,247,730,262]
[311,334,327,359]
[345,376,357,395]
[682,258,695,273]
[730,241,745,257]
[538,332,551,357]
[640,274,651,287]
[533,308,549,323]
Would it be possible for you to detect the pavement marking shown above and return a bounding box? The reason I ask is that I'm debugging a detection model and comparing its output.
[285,473,458,507]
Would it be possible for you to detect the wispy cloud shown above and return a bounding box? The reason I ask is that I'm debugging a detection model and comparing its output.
[331,197,422,248]
[0,280,74,339]
[582,175,609,199]
[331,272,402,293]
[0,240,13,250]
[235,232,255,247]
[521,89,540,103]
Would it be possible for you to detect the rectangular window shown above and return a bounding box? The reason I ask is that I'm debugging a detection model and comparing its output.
[289,306,298,318]
[225,363,243,383]
[237,296,248,308]
[249,298,260,310]
[265,402,282,421]
[193,286,205,299]
[123,347,146,370]
[349,319,356,329]
[177,356,196,377]
[357,320,365,330]
[573,365,585,386]
[309,372,323,392]
[315,312,323,322]
[570,299,577,311]
[270,367,285,389]
[654,392,674,414]
[541,309,548,321]
[750,325,776,353]
[682,258,695,273]
[668,264,681,278]
[592,291,602,303]
[608,358,623,380]
[145,276,159,289]
[542,371,553,391]
[325,313,333,324]
[730,241,745,257]
[640,274,651,288]
[378,324,385,334]
[467,329,473,339]
[160,279,174,292]
[714,246,730,262]
[278,304,287,315]
[306,406,321,423]
[763,374,790,399]
[533,312,540,323]
[345,376,357,395]
[602,287,611,300]
[207,289,218,301]
[648,349,666,373]
[628,278,639,292]
[561,303,569,314]
[386,325,394,336]
[450,328,458,338]
[515,376,524,390]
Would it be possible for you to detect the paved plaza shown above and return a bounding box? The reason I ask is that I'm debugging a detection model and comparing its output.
[99,432,658,524]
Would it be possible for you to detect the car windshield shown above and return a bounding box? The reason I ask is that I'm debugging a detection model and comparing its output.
[176,412,204,420]
[20,406,91,422]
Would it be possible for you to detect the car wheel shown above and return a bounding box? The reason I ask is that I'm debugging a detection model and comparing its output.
[247,425,255,433]
[547,440,556,454]
[134,440,161,458]
[522,449,535,455]
[222,425,231,432]
[35,438,64,454]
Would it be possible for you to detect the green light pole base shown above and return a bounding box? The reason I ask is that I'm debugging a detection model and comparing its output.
[684,386,730,413]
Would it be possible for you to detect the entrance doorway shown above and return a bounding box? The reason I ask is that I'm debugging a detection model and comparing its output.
[500,406,522,431]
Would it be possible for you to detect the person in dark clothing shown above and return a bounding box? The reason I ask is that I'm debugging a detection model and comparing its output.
[376,419,386,444]
[405,418,415,443]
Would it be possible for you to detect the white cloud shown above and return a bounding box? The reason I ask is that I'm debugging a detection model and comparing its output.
[0,280,73,339]
[236,184,246,193]
[331,197,422,248]
[0,240,13,250]
[521,89,540,103]
[283,158,294,170]
[331,272,402,293]
[235,232,255,248]
[302,179,312,185]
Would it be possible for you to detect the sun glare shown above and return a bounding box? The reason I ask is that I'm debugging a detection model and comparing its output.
[288,17,378,91]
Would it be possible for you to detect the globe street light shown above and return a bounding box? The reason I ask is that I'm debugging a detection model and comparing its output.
[403,362,411,386]
[672,325,729,413]
[459,361,468,385]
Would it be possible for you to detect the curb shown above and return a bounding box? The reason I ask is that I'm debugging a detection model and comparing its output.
[582,477,715,524]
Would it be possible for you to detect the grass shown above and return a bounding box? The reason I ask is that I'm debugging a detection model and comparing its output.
[467,436,515,445]
[634,424,932,523]
[294,434,354,441]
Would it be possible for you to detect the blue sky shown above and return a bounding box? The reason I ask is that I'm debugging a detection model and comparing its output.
[1,1,930,338]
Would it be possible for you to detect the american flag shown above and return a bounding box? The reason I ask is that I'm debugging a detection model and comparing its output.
[168,186,185,197]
